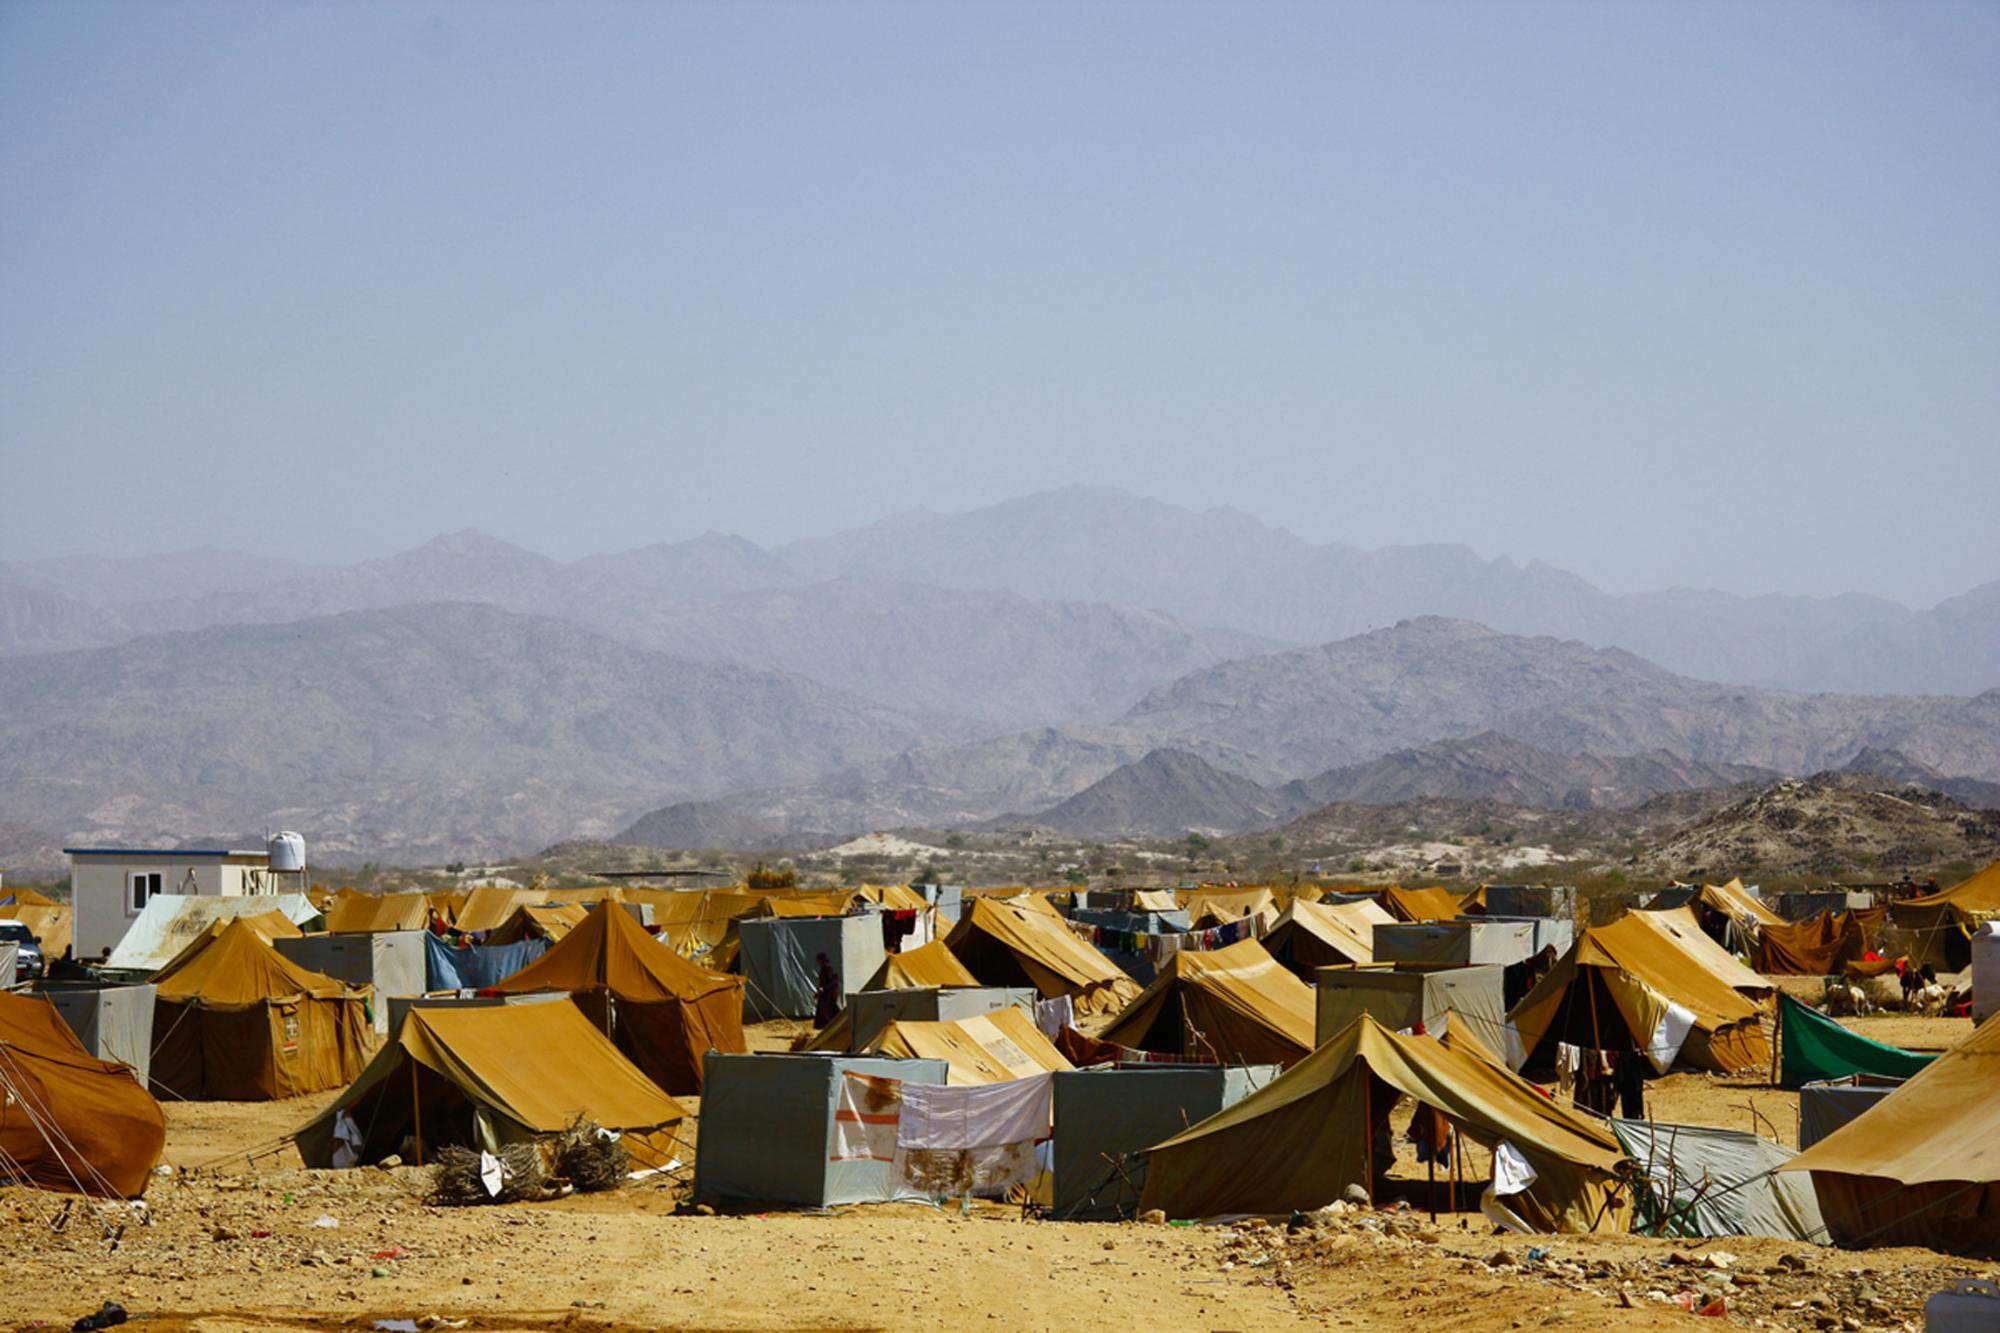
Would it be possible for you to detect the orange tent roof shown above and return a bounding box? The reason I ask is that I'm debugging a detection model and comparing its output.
[491,901,739,1003]
[152,918,352,1007]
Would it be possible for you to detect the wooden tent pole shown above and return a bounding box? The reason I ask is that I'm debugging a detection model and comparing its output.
[410,1059,423,1168]
[1767,998,1782,1088]
[1426,1110,1437,1223]
[1362,1073,1374,1208]
[1449,1127,1461,1217]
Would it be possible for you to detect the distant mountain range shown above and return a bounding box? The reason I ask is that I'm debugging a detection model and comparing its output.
[2,485,1995,868]
[6,487,1995,707]
[0,603,979,865]
[616,618,2000,850]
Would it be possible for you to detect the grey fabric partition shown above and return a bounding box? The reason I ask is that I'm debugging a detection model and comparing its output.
[1797,1075,1904,1150]
[275,931,430,1033]
[845,986,1037,1052]
[1314,965,1508,1056]
[43,983,156,1084]
[739,915,887,1021]
[694,1054,948,1207]
[1372,920,1537,969]
[383,990,569,1039]
[1610,1119,1825,1242]
[1051,1064,1277,1220]
[1482,885,1578,920]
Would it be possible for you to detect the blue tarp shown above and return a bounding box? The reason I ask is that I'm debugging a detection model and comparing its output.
[424,933,547,990]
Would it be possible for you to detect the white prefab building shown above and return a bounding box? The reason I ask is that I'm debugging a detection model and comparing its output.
[67,847,284,962]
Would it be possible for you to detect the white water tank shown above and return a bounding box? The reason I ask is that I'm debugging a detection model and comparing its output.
[268,831,306,873]
[1973,922,2000,1027]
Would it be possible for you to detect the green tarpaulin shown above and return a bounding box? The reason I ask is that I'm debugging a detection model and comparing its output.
[1778,992,1936,1087]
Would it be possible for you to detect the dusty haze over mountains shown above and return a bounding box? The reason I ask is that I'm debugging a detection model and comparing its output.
[3,6,1996,871]
[0,488,1994,868]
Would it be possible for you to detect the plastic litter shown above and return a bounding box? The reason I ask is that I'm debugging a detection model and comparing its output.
[71,1303,127,1332]
[311,1215,340,1229]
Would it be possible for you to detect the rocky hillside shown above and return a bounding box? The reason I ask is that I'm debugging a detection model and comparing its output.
[1012,748,1290,839]
[0,602,977,864]
[1109,618,2000,782]
[1280,731,1772,811]
[1645,777,2000,878]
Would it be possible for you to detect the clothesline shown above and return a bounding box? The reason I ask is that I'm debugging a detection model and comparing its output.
[1063,913,1262,967]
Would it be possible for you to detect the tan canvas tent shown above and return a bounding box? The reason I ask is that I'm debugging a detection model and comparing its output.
[0,991,164,1197]
[1263,898,1391,977]
[1380,885,1468,923]
[1140,1014,1633,1231]
[1182,888,1280,931]
[1780,1013,2000,1250]
[295,1000,685,1170]
[150,919,371,1100]
[2,903,72,960]
[1506,915,1770,1075]
[1891,858,2000,968]
[323,890,433,935]
[486,903,588,945]
[490,902,745,1094]
[945,898,1140,1018]
[1095,939,1317,1067]
[451,886,533,935]
[866,1006,1072,1085]
[1626,906,1773,1001]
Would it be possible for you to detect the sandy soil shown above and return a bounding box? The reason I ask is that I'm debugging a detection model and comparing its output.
[4,1018,1993,1332]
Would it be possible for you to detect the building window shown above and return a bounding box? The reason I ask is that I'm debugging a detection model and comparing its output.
[128,871,162,915]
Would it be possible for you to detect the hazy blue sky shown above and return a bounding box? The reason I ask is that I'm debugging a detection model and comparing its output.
[2,1,1995,605]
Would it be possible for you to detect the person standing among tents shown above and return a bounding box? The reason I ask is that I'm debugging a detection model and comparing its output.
[812,952,841,1029]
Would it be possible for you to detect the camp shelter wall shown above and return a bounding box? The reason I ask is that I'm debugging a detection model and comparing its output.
[1781,1011,2000,1250]
[693,1054,948,1207]
[1140,1016,1633,1232]
[867,1006,1071,1085]
[1610,1119,1824,1242]
[0,992,165,1198]
[1051,1064,1277,1220]
[1505,917,1771,1076]
[1797,1076,1904,1150]
[322,890,432,935]
[739,914,886,1021]
[148,920,371,1101]
[1373,920,1537,969]
[276,932,428,1033]
[1315,965,1507,1056]
[1483,885,1578,921]
[489,902,746,1094]
[845,986,1036,1054]
[103,893,316,973]
[41,983,155,1086]
[384,990,568,1040]
[295,1000,685,1170]
[1097,939,1318,1068]
[944,898,1141,1018]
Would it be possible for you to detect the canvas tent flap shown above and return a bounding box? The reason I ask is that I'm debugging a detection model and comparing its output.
[1628,906,1772,996]
[867,1007,1072,1085]
[295,1000,685,1169]
[323,890,432,934]
[0,992,165,1198]
[1777,992,1936,1086]
[945,898,1140,1017]
[1754,910,1885,976]
[1610,1119,1825,1241]
[1140,1015,1631,1232]
[1097,939,1317,1067]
